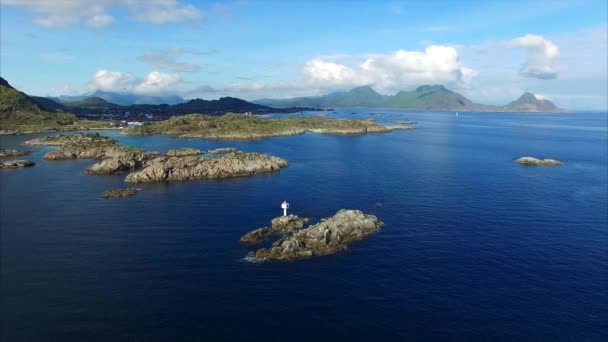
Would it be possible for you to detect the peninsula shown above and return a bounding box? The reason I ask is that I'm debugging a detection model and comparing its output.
[124,113,412,139]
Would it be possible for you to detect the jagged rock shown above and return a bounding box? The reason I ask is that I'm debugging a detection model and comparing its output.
[0,149,32,158]
[167,147,202,157]
[252,209,383,261]
[516,156,564,166]
[0,160,35,168]
[240,215,310,244]
[125,151,288,183]
[208,148,238,154]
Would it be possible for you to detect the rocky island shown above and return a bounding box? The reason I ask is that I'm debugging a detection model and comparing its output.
[0,149,32,158]
[24,133,288,183]
[124,113,413,140]
[125,151,288,183]
[101,188,141,199]
[516,156,564,166]
[243,209,383,261]
[0,160,35,168]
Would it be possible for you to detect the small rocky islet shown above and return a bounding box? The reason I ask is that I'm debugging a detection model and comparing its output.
[516,156,564,166]
[24,133,288,182]
[101,188,141,199]
[0,148,32,158]
[241,210,384,261]
[0,159,35,168]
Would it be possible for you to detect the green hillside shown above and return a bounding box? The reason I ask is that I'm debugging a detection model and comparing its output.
[0,77,110,133]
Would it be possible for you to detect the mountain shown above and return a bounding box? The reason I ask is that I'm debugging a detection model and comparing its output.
[505,92,560,112]
[170,97,273,114]
[385,85,475,110]
[55,91,186,106]
[62,97,120,110]
[255,85,566,112]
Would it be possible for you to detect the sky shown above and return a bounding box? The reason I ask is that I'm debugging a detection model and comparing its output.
[1,0,607,109]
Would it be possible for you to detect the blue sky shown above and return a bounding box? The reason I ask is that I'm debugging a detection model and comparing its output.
[1,0,606,109]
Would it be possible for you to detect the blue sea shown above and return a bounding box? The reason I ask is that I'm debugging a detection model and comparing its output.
[1,110,607,341]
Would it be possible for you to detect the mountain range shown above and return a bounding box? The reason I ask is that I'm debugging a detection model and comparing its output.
[254,85,565,112]
[0,77,313,120]
[53,91,186,106]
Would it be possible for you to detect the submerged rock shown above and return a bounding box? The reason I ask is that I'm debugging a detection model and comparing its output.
[516,156,564,166]
[125,151,288,183]
[252,209,383,261]
[166,147,202,157]
[240,215,310,245]
[0,149,32,158]
[101,188,141,199]
[0,160,35,168]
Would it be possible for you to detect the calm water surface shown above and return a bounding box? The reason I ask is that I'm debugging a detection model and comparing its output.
[1,110,607,341]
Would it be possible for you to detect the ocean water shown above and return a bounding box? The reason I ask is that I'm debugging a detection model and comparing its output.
[1,110,607,341]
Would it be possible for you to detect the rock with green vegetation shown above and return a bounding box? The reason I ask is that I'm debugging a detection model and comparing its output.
[166,147,202,157]
[0,149,32,158]
[125,151,288,183]
[0,160,35,168]
[1,77,112,134]
[208,147,238,154]
[101,188,141,199]
[253,210,383,261]
[124,113,412,140]
[25,133,116,146]
[240,215,310,245]
[516,156,564,166]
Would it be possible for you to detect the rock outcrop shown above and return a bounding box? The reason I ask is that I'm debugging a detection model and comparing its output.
[25,133,288,182]
[240,215,310,244]
[25,133,115,146]
[251,209,383,261]
[516,156,564,166]
[166,147,202,157]
[208,147,238,154]
[0,149,32,158]
[101,188,141,199]
[125,151,288,183]
[0,160,35,168]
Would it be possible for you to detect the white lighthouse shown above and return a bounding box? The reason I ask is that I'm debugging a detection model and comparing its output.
[281,200,289,216]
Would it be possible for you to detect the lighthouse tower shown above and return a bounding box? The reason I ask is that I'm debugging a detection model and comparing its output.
[281,200,289,216]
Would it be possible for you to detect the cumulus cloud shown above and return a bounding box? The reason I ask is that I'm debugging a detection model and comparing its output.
[510,34,559,79]
[302,45,476,91]
[87,69,181,95]
[137,48,201,72]
[3,0,202,27]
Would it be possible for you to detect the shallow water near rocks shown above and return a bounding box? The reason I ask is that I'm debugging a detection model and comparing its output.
[1,109,607,340]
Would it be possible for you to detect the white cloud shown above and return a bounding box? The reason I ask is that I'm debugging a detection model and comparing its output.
[87,69,181,95]
[134,71,181,94]
[2,0,202,27]
[87,14,115,27]
[302,45,476,91]
[510,34,559,79]
[128,0,202,24]
[137,48,201,72]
